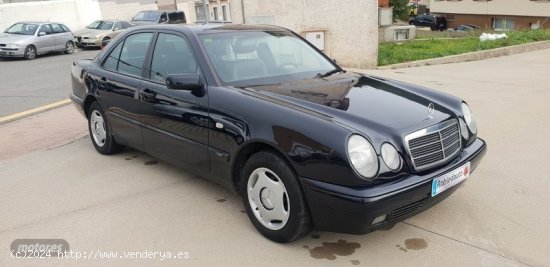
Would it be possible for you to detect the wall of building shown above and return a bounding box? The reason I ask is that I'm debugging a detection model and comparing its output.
[430,0,550,17]
[230,0,378,69]
[442,13,550,30]
[0,0,101,31]
[177,1,197,23]
[98,0,158,21]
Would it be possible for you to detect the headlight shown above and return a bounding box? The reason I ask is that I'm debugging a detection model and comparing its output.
[347,135,378,179]
[5,43,17,48]
[459,118,469,140]
[461,103,477,134]
[381,143,401,171]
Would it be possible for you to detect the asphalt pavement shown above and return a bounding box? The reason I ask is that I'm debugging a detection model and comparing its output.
[0,49,99,117]
[0,48,549,266]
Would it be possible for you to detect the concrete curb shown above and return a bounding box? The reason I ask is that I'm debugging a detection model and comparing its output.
[377,40,550,70]
[0,99,71,125]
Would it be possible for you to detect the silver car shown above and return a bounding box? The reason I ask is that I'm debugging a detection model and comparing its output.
[74,20,132,48]
[0,22,75,60]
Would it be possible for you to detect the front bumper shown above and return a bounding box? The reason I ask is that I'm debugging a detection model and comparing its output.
[70,93,86,118]
[0,48,24,57]
[76,38,100,47]
[300,138,487,234]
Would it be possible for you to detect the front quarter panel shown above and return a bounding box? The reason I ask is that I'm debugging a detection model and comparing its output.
[207,86,369,188]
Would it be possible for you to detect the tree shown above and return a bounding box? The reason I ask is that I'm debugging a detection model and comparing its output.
[390,0,411,22]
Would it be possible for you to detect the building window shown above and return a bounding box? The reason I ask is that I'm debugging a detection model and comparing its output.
[195,5,206,22]
[493,18,515,31]
[213,7,219,21]
[222,5,227,21]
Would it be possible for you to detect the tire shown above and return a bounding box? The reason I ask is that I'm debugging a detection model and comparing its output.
[101,37,110,50]
[24,45,36,60]
[65,41,75,54]
[87,101,124,155]
[241,151,312,243]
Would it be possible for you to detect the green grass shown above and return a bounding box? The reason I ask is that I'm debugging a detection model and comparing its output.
[378,30,550,66]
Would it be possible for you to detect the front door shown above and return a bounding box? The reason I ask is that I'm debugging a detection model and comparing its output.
[139,32,209,171]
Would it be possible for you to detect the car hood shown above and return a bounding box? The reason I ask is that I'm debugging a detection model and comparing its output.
[243,72,461,142]
[0,33,33,44]
[74,28,106,37]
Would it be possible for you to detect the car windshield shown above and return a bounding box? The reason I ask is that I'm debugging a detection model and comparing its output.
[4,23,39,35]
[200,31,337,87]
[133,11,160,22]
[86,20,114,30]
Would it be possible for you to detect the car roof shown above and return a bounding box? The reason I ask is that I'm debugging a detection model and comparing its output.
[129,24,288,34]
[18,21,64,25]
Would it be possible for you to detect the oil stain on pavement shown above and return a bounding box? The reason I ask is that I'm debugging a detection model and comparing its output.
[303,239,361,260]
[351,259,360,265]
[216,198,226,203]
[144,160,158,165]
[396,238,428,252]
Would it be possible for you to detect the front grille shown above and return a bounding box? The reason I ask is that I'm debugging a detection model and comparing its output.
[388,196,434,221]
[405,119,461,171]
[0,44,5,47]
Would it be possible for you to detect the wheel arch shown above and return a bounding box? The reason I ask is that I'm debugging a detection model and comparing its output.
[83,95,99,118]
[231,140,297,194]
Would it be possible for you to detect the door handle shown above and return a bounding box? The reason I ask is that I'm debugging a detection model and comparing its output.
[100,77,107,82]
[141,89,156,101]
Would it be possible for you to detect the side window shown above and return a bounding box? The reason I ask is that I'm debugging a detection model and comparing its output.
[159,13,168,23]
[121,22,132,29]
[149,33,197,82]
[102,41,123,71]
[114,22,122,31]
[51,24,65,33]
[61,24,71,32]
[118,33,153,77]
[39,24,53,35]
[102,33,153,76]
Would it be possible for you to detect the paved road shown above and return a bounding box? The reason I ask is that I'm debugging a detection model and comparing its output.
[0,49,99,117]
[1,49,550,266]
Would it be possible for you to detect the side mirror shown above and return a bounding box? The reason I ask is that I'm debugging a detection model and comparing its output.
[38,32,46,36]
[166,74,202,92]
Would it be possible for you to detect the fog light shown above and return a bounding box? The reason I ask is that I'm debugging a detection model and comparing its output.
[371,214,387,225]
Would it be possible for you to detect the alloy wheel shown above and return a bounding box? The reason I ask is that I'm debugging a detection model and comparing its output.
[247,167,290,230]
[90,110,107,147]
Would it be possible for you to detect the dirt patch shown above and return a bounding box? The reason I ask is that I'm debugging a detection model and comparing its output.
[304,240,361,260]
[396,238,428,252]
[144,160,158,165]
[405,238,428,250]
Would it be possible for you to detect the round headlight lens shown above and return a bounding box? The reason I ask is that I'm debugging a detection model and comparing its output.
[347,135,378,179]
[381,143,401,171]
[461,103,477,134]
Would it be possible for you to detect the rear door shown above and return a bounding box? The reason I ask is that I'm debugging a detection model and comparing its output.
[138,31,209,171]
[94,32,154,148]
[35,24,56,53]
[50,23,69,50]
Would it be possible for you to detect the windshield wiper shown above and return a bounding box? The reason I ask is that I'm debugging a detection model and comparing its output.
[314,69,344,79]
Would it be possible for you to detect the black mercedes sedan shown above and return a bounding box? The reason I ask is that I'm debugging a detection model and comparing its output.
[70,24,486,243]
